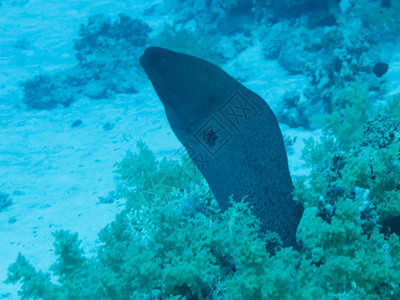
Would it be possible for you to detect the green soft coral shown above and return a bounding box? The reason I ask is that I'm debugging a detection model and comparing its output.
[298,88,400,221]
[6,142,299,299]
[297,201,400,299]
[6,88,400,298]
[340,143,400,220]
[294,92,400,298]
[5,254,60,299]
[314,82,370,150]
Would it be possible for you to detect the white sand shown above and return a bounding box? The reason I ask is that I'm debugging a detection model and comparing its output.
[0,1,311,298]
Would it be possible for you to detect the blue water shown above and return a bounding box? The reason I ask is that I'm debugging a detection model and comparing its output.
[1,0,400,298]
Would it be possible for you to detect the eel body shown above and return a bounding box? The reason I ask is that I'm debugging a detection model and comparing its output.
[140,47,303,248]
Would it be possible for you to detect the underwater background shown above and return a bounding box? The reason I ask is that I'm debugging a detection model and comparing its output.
[1,0,400,298]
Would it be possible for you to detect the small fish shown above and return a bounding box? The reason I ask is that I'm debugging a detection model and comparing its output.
[372,62,389,78]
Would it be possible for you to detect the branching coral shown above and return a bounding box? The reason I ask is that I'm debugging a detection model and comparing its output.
[6,142,298,299]
[295,91,400,297]
[72,13,151,94]
[354,0,400,32]
[297,202,400,299]
[22,74,75,110]
[6,121,400,298]
[6,104,400,298]
[74,14,151,65]
[261,10,377,122]
[314,82,370,149]
[21,14,150,109]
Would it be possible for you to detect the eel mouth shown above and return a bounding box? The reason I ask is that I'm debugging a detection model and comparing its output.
[139,53,146,68]
[139,47,165,72]
[139,47,179,108]
[139,48,152,75]
[139,47,169,80]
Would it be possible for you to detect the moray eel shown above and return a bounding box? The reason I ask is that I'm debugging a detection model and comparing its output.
[140,47,303,248]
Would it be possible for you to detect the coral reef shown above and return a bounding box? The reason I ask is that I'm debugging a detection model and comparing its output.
[354,0,400,32]
[277,90,310,128]
[73,14,150,95]
[261,17,376,104]
[6,126,400,298]
[75,14,150,64]
[6,142,291,299]
[22,74,75,110]
[22,14,151,109]
[257,2,395,128]
[293,89,400,297]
